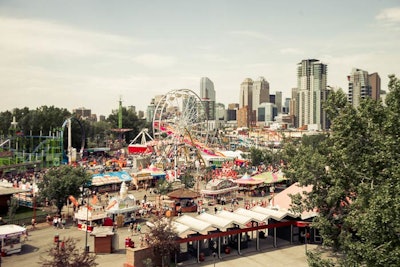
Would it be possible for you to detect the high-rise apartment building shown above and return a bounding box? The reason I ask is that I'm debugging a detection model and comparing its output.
[369,72,381,101]
[200,77,216,120]
[73,107,91,118]
[296,59,329,130]
[348,69,380,108]
[348,68,370,108]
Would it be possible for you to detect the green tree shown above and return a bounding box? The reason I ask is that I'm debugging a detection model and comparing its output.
[180,172,195,188]
[147,216,179,267]
[107,107,149,144]
[39,237,97,267]
[156,179,172,195]
[7,197,19,221]
[38,165,91,214]
[283,76,400,266]
[249,147,264,166]
[86,120,112,148]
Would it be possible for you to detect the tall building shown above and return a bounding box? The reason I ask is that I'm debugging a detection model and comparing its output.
[348,69,381,107]
[73,107,91,118]
[237,106,251,128]
[283,97,291,114]
[200,77,216,120]
[348,68,370,108]
[227,103,239,122]
[369,72,381,101]
[296,59,328,130]
[252,77,270,115]
[146,98,156,122]
[257,103,277,126]
[290,88,298,127]
[275,91,282,114]
[239,78,253,110]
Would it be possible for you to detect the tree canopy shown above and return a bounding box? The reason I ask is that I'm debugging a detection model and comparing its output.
[106,107,149,144]
[147,216,179,267]
[38,165,91,214]
[283,75,400,266]
[39,237,97,267]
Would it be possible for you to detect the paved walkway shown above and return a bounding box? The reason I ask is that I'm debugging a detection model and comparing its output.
[1,188,318,266]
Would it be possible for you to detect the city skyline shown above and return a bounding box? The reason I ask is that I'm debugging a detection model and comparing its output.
[0,1,399,116]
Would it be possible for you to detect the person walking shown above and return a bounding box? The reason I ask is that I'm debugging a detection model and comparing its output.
[128,223,134,236]
[31,218,36,230]
[61,216,66,229]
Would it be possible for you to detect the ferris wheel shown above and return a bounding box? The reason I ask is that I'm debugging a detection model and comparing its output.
[152,89,209,164]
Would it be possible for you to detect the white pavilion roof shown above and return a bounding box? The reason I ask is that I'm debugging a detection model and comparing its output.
[216,210,252,226]
[175,215,215,233]
[196,213,233,230]
[171,221,193,236]
[251,206,294,221]
[234,208,270,222]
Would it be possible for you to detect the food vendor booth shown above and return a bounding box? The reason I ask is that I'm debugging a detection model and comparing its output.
[105,182,140,227]
[0,224,26,255]
[74,205,108,232]
[129,170,153,190]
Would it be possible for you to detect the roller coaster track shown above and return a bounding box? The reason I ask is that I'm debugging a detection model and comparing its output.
[184,128,206,168]
[0,139,10,148]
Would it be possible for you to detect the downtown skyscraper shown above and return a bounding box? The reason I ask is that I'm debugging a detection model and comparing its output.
[296,59,329,130]
[348,68,381,108]
[200,77,216,120]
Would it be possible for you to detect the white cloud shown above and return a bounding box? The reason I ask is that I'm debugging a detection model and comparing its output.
[0,16,142,59]
[375,7,400,28]
[279,47,304,55]
[132,54,177,68]
[228,30,271,40]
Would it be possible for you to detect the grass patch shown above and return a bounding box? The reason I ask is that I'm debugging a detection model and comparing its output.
[2,206,49,224]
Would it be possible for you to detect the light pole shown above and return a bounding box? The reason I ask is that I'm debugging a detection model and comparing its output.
[85,188,90,253]
[213,252,217,267]
[32,167,37,226]
[80,185,90,253]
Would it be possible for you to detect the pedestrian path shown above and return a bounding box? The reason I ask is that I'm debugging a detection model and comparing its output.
[2,187,317,267]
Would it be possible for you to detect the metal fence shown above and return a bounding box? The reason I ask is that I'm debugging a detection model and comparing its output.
[5,213,56,226]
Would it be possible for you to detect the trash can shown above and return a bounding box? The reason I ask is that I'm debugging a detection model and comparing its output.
[125,237,132,248]
[54,234,59,243]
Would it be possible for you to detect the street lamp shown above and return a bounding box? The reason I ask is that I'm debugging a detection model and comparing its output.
[213,252,217,267]
[80,185,90,253]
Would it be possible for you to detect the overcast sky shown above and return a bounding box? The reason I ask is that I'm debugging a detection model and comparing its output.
[1,0,399,116]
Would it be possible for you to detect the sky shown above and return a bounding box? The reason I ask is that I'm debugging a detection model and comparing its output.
[1,0,400,117]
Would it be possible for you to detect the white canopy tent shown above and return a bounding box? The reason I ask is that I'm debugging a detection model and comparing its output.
[234,208,270,223]
[175,215,215,233]
[196,213,233,230]
[251,206,294,221]
[215,210,252,227]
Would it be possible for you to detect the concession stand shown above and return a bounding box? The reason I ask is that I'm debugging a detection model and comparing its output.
[74,205,108,233]
[0,224,26,255]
